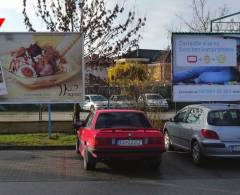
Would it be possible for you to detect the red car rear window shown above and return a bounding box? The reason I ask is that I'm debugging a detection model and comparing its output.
[95,112,152,129]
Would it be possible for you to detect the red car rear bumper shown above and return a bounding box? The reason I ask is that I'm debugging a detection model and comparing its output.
[89,147,164,160]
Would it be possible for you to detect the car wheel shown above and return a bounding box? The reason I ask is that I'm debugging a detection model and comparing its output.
[90,105,95,111]
[191,141,204,165]
[164,131,173,151]
[83,148,96,171]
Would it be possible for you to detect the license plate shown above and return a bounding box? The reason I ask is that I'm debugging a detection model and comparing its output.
[229,145,240,152]
[117,139,143,146]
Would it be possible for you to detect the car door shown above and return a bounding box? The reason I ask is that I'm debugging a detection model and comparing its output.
[168,108,189,147]
[181,107,203,150]
[79,112,95,154]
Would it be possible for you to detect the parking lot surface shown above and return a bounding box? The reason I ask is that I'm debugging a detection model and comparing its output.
[0,150,240,194]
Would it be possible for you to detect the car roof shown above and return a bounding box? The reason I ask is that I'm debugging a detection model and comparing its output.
[95,109,145,114]
[111,94,128,97]
[86,94,104,96]
[188,103,240,111]
[144,93,159,95]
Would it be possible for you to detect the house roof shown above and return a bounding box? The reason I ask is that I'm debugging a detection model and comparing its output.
[122,49,171,63]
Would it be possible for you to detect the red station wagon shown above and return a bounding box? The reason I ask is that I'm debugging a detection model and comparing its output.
[76,109,165,170]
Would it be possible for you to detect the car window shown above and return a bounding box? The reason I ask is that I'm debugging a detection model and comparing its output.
[208,109,240,126]
[146,94,163,100]
[85,112,95,129]
[175,109,188,122]
[117,95,129,101]
[186,108,203,123]
[85,96,90,102]
[95,112,152,129]
[90,95,107,101]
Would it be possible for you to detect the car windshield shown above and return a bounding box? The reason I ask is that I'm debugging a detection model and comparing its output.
[208,109,240,126]
[95,112,152,129]
[146,94,163,100]
[90,95,107,101]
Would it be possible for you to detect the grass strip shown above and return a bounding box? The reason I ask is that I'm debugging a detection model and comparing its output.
[0,133,75,146]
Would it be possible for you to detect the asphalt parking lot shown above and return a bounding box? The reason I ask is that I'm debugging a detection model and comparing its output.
[0,150,240,194]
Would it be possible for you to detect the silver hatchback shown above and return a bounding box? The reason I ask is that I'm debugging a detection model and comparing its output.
[164,103,240,164]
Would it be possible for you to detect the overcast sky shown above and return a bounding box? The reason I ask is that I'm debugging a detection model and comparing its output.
[0,0,240,50]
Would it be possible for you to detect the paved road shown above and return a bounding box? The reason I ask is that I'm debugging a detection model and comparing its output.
[0,150,239,194]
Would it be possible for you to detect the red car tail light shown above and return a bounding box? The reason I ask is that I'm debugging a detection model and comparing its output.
[95,138,113,146]
[148,137,161,144]
[200,129,219,140]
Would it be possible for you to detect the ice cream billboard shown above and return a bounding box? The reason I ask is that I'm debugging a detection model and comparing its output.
[0,32,84,104]
[0,64,7,95]
[172,33,240,102]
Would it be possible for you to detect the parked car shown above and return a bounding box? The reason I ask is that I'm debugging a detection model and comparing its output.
[109,95,136,109]
[76,109,165,170]
[164,103,240,165]
[138,93,168,111]
[82,94,109,111]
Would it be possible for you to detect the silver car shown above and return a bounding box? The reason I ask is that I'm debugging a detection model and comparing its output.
[82,94,109,111]
[109,95,136,109]
[138,93,169,111]
[164,103,240,164]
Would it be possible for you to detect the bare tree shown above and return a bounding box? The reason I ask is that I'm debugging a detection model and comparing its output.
[22,0,146,57]
[176,0,239,32]
[177,0,210,32]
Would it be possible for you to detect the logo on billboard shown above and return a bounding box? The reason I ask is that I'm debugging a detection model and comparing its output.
[187,56,197,63]
[203,55,210,64]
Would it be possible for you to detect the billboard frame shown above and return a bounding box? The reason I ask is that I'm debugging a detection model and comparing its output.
[171,32,240,103]
[0,32,85,104]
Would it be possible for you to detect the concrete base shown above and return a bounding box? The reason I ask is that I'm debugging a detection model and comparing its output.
[0,121,73,134]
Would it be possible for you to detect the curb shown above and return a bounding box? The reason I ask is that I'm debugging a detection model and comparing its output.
[0,145,75,150]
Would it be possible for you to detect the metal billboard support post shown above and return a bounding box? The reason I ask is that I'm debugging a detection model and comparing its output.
[48,104,52,138]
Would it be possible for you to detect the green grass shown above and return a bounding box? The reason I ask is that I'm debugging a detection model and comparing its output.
[0,133,75,146]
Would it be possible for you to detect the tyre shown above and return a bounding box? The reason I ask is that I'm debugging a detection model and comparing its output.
[90,105,95,111]
[83,148,96,171]
[164,131,173,151]
[191,141,204,165]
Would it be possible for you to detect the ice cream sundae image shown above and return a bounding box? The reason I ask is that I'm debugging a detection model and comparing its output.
[9,43,66,78]
[2,34,82,89]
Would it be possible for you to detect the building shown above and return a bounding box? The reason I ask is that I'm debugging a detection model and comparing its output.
[118,49,171,85]
[84,54,114,86]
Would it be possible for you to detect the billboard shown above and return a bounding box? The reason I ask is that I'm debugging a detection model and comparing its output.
[0,32,84,104]
[172,33,240,102]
